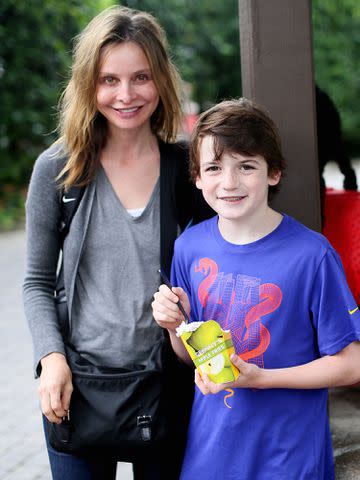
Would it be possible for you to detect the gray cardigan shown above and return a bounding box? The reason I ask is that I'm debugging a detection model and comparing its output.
[23,141,213,376]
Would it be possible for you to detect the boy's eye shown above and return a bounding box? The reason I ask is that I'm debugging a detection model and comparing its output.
[204,165,220,172]
[241,164,255,171]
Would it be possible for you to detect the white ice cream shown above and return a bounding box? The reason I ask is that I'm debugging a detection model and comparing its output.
[176,321,203,337]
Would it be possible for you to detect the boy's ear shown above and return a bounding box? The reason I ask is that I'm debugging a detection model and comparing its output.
[195,175,203,190]
[268,170,281,186]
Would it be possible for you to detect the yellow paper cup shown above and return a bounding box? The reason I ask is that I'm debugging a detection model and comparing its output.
[177,320,239,383]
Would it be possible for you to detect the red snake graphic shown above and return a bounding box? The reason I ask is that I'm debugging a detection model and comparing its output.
[195,258,282,361]
[237,283,282,361]
[195,258,218,307]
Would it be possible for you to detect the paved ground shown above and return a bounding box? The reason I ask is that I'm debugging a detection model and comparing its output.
[331,387,360,479]
[0,231,132,479]
[0,159,359,479]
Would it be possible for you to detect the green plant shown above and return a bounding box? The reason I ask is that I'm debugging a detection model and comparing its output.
[0,186,26,230]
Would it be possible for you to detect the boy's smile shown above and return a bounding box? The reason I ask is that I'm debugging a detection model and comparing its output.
[196,135,281,240]
[217,195,247,203]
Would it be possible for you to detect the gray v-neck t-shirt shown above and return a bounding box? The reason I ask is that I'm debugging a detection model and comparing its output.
[71,166,162,368]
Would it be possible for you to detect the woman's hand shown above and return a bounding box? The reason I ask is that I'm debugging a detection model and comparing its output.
[39,352,73,424]
[195,354,263,395]
[152,285,190,332]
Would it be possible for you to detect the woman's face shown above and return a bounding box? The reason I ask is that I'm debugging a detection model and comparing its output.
[96,41,159,134]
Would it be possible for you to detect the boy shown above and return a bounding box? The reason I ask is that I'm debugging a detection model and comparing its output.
[152,98,360,480]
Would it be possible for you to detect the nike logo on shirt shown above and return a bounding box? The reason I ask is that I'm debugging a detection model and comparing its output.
[348,307,359,315]
[62,196,76,203]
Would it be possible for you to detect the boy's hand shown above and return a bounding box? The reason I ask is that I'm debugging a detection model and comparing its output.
[152,285,190,332]
[195,354,263,394]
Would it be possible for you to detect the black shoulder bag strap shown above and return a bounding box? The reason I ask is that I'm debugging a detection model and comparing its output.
[58,184,85,246]
[55,184,85,337]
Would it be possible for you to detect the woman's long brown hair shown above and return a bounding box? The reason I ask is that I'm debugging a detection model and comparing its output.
[56,6,183,190]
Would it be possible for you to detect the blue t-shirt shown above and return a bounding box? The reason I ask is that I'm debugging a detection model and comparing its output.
[171,214,360,480]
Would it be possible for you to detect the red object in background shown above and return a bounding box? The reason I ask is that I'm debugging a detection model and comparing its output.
[323,188,360,305]
[183,114,198,135]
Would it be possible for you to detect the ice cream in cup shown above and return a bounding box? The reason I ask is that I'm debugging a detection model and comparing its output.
[176,320,240,383]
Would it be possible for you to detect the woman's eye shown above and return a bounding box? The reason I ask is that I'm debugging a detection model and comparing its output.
[102,76,115,85]
[136,73,149,82]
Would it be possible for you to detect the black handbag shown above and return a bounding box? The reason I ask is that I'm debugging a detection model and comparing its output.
[46,335,179,461]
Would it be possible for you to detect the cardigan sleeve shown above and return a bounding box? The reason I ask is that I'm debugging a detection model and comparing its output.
[23,144,66,377]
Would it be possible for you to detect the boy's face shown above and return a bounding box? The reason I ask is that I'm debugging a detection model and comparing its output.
[196,135,280,224]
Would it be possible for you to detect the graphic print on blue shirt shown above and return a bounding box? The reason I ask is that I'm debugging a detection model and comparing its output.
[194,257,282,368]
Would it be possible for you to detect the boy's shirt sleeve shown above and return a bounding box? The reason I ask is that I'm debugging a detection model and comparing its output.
[310,247,360,356]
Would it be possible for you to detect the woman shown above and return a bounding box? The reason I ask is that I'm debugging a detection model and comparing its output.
[23,6,212,479]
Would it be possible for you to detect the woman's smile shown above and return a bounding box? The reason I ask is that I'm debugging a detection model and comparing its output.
[97,41,159,134]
